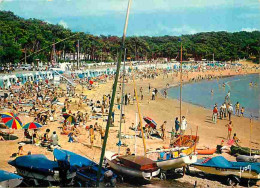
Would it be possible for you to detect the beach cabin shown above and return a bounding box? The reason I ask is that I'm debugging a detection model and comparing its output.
[0,76,11,89]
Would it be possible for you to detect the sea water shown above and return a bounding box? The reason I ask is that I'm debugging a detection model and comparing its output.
[168,74,259,119]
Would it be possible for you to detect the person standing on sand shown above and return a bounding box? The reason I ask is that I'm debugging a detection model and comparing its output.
[228,103,233,121]
[175,117,180,134]
[225,121,233,140]
[148,84,151,93]
[180,116,187,135]
[89,125,94,148]
[161,121,167,141]
[124,94,128,105]
[212,105,218,124]
[235,102,240,116]
[151,89,155,100]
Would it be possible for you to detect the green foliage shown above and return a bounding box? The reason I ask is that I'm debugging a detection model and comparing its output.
[0,11,259,65]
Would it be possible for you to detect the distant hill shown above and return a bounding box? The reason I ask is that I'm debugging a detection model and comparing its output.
[0,11,259,64]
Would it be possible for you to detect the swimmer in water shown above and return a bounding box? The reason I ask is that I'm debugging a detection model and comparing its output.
[249,82,253,87]
[211,89,214,95]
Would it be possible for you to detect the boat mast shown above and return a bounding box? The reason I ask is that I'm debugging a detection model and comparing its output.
[180,41,183,124]
[96,0,132,186]
[118,48,127,154]
[131,62,147,156]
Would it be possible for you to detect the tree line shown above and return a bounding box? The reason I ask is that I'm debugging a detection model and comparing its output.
[0,11,259,65]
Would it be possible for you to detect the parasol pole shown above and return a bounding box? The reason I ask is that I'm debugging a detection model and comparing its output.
[135,112,137,154]
[96,0,132,186]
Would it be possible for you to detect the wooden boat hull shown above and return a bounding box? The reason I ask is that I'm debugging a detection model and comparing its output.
[193,165,260,180]
[105,151,160,180]
[156,155,197,170]
[171,135,199,155]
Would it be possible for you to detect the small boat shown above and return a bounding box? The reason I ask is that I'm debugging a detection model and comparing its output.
[8,154,76,186]
[0,170,23,188]
[105,151,160,180]
[192,156,260,186]
[147,150,197,171]
[53,149,117,187]
[231,145,260,156]
[236,155,260,163]
[170,135,199,155]
[196,148,216,155]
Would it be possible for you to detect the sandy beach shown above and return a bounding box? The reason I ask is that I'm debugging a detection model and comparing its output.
[0,63,259,187]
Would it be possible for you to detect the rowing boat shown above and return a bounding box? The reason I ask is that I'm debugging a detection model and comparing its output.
[105,151,160,180]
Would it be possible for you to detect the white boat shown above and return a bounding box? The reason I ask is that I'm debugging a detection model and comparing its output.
[105,151,160,180]
[156,155,197,170]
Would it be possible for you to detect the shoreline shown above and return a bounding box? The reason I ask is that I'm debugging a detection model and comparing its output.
[160,73,259,120]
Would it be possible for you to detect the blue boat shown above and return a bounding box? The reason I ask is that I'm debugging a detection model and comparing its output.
[0,170,22,188]
[192,156,260,186]
[8,154,76,186]
[54,148,117,187]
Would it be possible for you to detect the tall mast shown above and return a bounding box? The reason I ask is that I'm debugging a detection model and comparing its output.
[180,41,183,123]
[96,0,132,186]
[118,48,127,154]
[131,61,147,156]
[77,40,80,70]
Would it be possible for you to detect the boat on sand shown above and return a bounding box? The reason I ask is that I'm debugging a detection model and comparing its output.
[53,149,116,187]
[105,151,160,180]
[8,154,76,186]
[0,169,23,188]
[192,156,260,186]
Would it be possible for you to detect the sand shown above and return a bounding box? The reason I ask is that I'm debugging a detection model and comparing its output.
[0,64,259,187]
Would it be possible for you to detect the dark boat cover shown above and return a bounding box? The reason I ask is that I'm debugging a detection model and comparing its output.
[8,154,59,173]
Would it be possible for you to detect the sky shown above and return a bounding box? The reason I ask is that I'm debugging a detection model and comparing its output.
[0,0,260,36]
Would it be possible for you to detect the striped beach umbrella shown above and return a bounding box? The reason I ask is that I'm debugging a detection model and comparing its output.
[23,122,43,130]
[63,113,76,124]
[1,112,23,130]
[143,116,157,129]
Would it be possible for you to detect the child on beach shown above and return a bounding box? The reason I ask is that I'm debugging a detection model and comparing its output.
[240,107,244,117]
[225,121,233,140]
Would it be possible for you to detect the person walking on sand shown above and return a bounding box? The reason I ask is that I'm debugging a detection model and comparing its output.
[228,103,233,121]
[225,121,233,140]
[180,116,187,135]
[152,89,155,100]
[235,102,240,116]
[175,117,180,134]
[148,84,151,93]
[212,105,218,124]
[161,121,167,141]
[89,125,94,148]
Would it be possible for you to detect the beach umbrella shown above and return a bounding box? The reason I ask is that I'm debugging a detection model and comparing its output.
[63,113,76,124]
[23,122,42,129]
[23,122,42,144]
[1,112,23,130]
[143,116,157,129]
